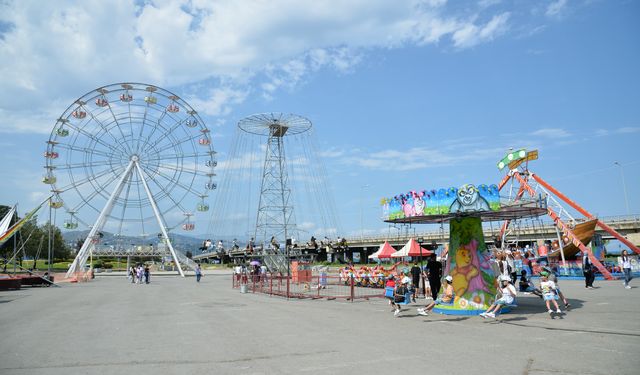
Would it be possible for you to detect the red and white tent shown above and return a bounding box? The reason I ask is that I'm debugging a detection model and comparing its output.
[368,241,396,259]
[391,238,433,258]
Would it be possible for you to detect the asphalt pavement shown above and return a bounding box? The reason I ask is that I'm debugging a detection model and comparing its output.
[1,272,638,374]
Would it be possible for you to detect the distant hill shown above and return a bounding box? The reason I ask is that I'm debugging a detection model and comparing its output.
[62,230,208,253]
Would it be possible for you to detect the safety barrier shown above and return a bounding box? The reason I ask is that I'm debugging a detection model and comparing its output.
[232,272,385,300]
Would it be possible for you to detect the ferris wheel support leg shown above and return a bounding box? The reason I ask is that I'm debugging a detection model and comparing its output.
[134,162,185,277]
[66,161,136,278]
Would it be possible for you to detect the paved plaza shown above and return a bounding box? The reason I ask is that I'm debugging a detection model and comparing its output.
[1,272,639,375]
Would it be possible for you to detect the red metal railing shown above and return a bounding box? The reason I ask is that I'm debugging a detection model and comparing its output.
[232,272,385,300]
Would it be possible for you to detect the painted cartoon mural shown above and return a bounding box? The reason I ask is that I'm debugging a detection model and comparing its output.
[381,184,500,220]
[440,217,496,312]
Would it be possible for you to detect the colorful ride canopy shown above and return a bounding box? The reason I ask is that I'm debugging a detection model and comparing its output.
[381,183,500,221]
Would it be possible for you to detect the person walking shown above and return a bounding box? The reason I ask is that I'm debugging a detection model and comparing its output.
[410,262,421,301]
[621,250,632,289]
[195,263,202,283]
[582,252,595,289]
[136,265,143,284]
[426,255,442,300]
[144,264,150,284]
[129,266,135,283]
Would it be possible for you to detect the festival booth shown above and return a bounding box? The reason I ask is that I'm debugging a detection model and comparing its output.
[390,238,434,259]
[382,183,546,315]
[368,241,396,260]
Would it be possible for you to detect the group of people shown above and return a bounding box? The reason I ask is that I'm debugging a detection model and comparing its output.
[481,267,569,318]
[128,264,150,284]
[384,260,576,319]
[385,273,454,317]
[234,263,267,283]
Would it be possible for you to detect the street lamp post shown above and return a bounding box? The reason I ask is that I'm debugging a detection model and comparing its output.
[614,162,631,215]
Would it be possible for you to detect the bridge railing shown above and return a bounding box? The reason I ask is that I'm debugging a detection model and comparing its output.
[347,214,640,245]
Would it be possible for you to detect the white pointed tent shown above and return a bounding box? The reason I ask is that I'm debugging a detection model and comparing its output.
[391,238,433,258]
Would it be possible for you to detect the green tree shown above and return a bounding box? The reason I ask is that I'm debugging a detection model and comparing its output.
[40,222,71,261]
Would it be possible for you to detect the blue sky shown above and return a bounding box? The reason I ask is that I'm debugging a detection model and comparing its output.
[0,0,638,241]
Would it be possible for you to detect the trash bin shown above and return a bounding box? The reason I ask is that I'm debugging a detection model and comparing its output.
[240,284,248,293]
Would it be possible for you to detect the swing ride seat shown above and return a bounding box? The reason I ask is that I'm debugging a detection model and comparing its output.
[434,293,456,307]
[397,291,414,305]
[385,287,414,305]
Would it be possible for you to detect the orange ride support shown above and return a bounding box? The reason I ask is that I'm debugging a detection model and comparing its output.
[497,173,512,191]
[530,173,640,255]
[498,183,527,240]
[513,172,614,280]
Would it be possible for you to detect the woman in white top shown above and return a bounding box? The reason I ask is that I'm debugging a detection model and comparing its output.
[480,275,517,318]
[621,250,633,289]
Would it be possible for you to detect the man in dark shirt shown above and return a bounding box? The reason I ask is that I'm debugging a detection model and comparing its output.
[426,255,442,300]
[410,262,421,300]
[582,253,595,289]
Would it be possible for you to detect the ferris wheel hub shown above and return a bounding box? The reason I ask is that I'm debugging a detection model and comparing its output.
[130,154,140,162]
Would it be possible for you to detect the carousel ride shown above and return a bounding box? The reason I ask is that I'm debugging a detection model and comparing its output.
[382,148,639,314]
[382,162,547,315]
[43,83,216,278]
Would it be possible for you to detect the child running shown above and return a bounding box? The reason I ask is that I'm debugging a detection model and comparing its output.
[539,271,562,315]
[480,275,517,318]
[417,275,453,316]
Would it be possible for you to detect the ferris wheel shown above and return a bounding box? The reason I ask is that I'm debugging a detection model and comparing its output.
[44,83,217,277]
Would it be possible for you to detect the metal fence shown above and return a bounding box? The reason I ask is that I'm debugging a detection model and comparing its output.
[232,272,386,300]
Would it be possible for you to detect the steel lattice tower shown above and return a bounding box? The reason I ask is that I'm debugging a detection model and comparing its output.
[238,113,312,248]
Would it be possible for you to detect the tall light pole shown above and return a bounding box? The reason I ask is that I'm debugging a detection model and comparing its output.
[614,162,631,215]
[360,184,370,241]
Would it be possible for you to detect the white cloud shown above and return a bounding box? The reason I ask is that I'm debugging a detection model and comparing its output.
[186,87,249,117]
[318,147,346,158]
[479,0,502,8]
[594,129,609,137]
[452,12,511,48]
[615,127,640,134]
[0,0,526,134]
[340,145,506,171]
[546,0,568,18]
[530,128,571,138]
